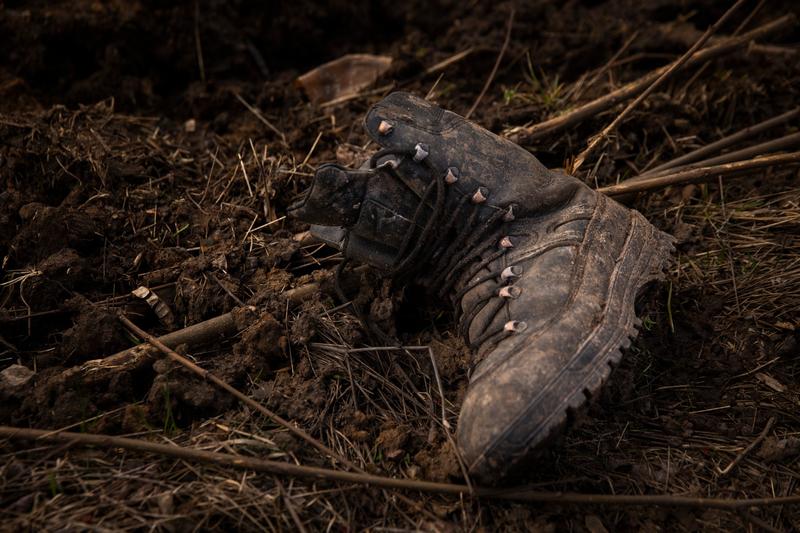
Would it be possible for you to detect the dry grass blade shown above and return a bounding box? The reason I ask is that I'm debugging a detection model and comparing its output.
[465,8,515,119]
[233,92,286,143]
[565,30,640,102]
[425,47,475,75]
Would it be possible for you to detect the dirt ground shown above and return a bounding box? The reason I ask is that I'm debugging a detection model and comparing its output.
[1,0,800,530]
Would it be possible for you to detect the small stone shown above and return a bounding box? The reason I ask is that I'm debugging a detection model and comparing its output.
[759,436,800,463]
[585,515,609,533]
[184,119,197,133]
[152,358,172,375]
[0,364,34,395]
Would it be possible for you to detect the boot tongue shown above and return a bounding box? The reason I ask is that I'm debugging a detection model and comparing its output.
[287,164,368,227]
[288,159,426,270]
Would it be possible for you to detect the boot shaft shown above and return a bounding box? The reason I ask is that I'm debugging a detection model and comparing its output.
[289,91,584,276]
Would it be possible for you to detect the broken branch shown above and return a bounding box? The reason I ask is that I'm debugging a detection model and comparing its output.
[641,108,800,176]
[599,151,800,197]
[65,311,240,385]
[639,131,800,180]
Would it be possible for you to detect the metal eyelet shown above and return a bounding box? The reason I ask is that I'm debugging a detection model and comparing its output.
[445,167,459,184]
[378,120,394,135]
[500,266,522,281]
[498,286,521,299]
[504,320,528,333]
[499,236,514,249]
[472,186,489,203]
[503,205,515,222]
[413,143,429,162]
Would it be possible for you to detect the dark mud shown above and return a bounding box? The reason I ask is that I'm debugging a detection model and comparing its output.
[2,0,800,530]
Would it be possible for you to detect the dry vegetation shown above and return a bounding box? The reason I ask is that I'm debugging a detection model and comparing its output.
[1,0,800,530]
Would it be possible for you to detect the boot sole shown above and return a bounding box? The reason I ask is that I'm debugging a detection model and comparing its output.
[538,212,673,468]
[560,211,674,422]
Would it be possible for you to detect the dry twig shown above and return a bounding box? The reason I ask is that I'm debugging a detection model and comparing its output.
[639,132,800,180]
[233,92,286,143]
[599,151,800,197]
[3,426,800,509]
[717,417,776,476]
[65,311,240,384]
[642,107,800,175]
[465,9,515,119]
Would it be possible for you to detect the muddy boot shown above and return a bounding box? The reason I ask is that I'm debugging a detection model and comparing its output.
[288,92,674,484]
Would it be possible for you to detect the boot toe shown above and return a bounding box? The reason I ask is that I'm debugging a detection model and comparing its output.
[456,350,564,485]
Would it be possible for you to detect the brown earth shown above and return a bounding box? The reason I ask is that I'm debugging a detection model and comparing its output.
[2,0,800,530]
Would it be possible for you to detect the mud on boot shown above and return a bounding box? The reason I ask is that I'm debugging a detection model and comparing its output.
[288,91,674,484]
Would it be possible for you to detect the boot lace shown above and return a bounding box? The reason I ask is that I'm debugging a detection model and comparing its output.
[361,143,528,350]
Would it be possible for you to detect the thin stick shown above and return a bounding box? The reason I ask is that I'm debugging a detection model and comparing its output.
[193,1,206,84]
[249,215,287,234]
[233,92,286,143]
[425,47,475,75]
[301,130,324,167]
[198,146,219,204]
[503,14,795,144]
[238,152,254,197]
[36,404,135,439]
[425,72,445,100]
[66,311,240,384]
[116,314,437,518]
[740,510,783,533]
[276,479,309,533]
[117,313,358,471]
[641,131,800,179]
[568,30,640,102]
[733,0,767,34]
[674,0,766,101]
[64,283,324,384]
[599,151,800,197]
[465,9,515,119]
[3,425,800,509]
[206,272,248,308]
[643,107,800,175]
[318,83,395,109]
[571,0,748,174]
[426,345,474,493]
[718,417,776,476]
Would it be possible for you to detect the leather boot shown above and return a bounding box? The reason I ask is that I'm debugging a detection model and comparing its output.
[288,92,674,484]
